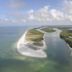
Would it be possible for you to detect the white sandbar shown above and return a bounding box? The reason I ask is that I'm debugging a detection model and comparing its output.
[17,29,47,58]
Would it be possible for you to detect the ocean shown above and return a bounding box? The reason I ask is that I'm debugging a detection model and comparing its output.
[0,26,72,72]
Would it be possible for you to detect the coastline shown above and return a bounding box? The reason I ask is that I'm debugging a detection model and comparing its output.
[67,44,72,56]
[17,29,47,58]
[17,28,72,58]
[17,30,29,48]
[59,29,72,56]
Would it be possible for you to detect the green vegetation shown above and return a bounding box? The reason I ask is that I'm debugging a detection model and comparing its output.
[41,28,55,32]
[26,29,44,42]
[60,30,72,48]
[33,42,43,46]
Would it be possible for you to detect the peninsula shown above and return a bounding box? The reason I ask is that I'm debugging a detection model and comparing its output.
[60,30,72,48]
[17,28,47,58]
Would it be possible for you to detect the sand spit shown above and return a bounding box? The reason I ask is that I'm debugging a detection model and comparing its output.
[17,29,47,58]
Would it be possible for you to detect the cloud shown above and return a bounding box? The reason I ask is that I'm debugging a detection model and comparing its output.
[63,0,72,21]
[27,6,51,22]
[25,2,72,23]
[28,14,35,20]
[50,9,64,20]
[0,5,67,24]
[28,9,34,14]
[1,0,72,25]
[34,6,51,21]
[28,9,35,20]
[64,0,72,13]
[26,5,65,22]
[21,19,26,23]
[68,15,72,21]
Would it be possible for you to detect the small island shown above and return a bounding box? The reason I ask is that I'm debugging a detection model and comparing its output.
[41,27,56,33]
[17,28,47,58]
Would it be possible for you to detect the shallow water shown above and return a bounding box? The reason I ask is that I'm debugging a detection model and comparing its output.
[0,26,72,72]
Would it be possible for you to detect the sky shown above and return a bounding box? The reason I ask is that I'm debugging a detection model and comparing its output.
[0,0,72,26]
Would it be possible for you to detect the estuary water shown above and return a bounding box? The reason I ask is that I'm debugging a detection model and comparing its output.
[0,26,72,72]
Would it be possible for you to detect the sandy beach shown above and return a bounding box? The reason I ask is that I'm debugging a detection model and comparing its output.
[17,29,47,58]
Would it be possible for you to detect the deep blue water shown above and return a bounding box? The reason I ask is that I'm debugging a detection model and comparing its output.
[0,26,72,72]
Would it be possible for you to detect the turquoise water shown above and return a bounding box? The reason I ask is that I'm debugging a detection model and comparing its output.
[0,26,72,72]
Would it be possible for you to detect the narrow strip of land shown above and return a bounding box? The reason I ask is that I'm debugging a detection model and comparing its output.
[17,28,47,58]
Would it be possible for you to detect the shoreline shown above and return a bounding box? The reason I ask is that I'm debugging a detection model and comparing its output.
[67,43,72,56]
[17,29,47,58]
[17,30,29,48]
